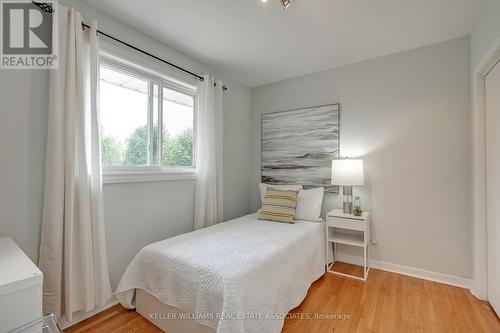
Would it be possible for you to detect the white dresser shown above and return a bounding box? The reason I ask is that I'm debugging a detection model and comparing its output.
[0,237,43,333]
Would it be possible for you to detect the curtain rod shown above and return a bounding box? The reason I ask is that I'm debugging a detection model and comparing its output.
[31,1,228,91]
[85,23,228,91]
[82,23,230,91]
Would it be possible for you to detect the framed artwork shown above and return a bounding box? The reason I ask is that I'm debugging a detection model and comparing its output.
[261,104,340,193]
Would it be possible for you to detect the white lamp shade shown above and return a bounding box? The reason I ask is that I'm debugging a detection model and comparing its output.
[331,159,364,186]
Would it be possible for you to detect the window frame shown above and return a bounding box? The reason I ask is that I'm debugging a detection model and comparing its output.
[99,53,197,184]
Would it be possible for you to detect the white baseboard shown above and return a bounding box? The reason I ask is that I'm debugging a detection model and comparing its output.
[470,280,489,301]
[335,253,472,290]
[59,297,119,329]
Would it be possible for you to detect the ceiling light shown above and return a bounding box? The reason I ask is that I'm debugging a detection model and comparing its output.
[261,0,268,2]
[281,0,291,10]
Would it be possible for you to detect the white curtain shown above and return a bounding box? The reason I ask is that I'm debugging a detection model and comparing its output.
[38,6,111,322]
[194,75,224,230]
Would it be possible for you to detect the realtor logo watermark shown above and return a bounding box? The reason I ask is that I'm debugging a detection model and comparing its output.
[1,0,58,68]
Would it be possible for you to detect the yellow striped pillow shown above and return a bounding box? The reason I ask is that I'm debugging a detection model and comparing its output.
[258,189,298,223]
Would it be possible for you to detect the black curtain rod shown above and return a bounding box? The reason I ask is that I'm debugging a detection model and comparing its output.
[82,23,227,91]
[31,1,227,90]
[84,23,203,81]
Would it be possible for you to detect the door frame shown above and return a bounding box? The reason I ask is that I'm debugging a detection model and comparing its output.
[472,38,500,301]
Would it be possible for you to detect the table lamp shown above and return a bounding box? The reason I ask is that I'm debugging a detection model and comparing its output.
[331,159,364,214]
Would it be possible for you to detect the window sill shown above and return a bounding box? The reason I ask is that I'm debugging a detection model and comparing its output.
[103,169,196,184]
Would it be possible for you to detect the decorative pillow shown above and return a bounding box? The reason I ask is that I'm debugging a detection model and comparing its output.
[258,189,299,223]
[259,183,303,204]
[295,187,325,221]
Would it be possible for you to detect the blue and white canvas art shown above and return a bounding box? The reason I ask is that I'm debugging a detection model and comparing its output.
[261,104,340,193]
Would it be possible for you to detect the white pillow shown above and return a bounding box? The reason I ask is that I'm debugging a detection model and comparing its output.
[295,187,325,221]
[259,183,303,204]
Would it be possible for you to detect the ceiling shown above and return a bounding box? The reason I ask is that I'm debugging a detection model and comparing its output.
[84,0,487,87]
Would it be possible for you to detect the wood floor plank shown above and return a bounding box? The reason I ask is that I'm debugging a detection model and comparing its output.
[65,267,500,333]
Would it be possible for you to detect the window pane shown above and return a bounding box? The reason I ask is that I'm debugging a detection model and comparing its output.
[162,87,194,167]
[100,65,149,166]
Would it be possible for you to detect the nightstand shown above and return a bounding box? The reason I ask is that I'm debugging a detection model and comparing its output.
[326,209,370,281]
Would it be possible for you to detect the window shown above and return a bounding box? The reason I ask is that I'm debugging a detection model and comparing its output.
[99,54,196,182]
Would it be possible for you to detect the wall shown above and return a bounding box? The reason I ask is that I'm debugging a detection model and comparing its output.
[251,37,472,279]
[0,70,49,267]
[0,0,252,291]
[471,0,500,70]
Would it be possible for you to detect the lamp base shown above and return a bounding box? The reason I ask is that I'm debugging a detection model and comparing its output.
[343,201,353,214]
[342,185,353,214]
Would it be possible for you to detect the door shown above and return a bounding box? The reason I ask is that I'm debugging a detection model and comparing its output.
[486,60,500,315]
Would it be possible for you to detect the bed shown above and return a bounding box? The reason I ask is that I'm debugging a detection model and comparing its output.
[115,213,326,333]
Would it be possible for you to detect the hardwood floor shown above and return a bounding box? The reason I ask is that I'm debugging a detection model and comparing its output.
[283,263,499,332]
[65,264,500,333]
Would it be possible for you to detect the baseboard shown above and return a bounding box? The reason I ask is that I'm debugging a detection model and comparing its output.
[334,253,472,290]
[470,280,489,301]
[59,297,119,329]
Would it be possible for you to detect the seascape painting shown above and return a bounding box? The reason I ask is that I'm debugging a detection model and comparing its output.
[261,104,340,193]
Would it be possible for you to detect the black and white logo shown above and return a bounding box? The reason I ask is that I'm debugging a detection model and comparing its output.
[1,0,58,68]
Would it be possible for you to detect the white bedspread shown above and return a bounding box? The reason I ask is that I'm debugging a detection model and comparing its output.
[115,213,325,333]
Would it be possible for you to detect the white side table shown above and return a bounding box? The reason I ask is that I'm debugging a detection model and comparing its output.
[325,209,370,281]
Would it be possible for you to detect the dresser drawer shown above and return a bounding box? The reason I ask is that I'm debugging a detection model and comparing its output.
[327,216,365,231]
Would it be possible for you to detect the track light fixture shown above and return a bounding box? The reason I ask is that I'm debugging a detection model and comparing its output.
[261,0,291,10]
[281,0,291,10]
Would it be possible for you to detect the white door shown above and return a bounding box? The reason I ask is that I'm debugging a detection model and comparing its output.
[486,60,500,316]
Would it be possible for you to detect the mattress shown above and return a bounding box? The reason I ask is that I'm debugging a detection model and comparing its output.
[115,213,325,333]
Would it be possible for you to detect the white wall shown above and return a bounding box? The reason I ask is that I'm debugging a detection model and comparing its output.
[0,0,252,290]
[251,37,472,279]
[471,0,500,70]
[0,70,49,265]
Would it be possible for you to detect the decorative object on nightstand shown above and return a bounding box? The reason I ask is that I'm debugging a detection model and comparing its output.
[325,209,370,281]
[353,196,362,216]
[331,159,364,214]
